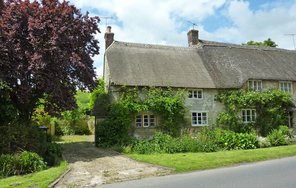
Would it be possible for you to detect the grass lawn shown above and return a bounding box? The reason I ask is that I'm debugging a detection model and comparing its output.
[54,134,94,143]
[0,161,68,188]
[128,144,296,173]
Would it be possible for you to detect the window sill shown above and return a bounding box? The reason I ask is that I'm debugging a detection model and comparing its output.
[191,124,208,127]
[135,126,157,129]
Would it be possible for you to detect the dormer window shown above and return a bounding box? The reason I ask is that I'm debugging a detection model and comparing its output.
[279,81,293,93]
[188,89,203,99]
[248,80,262,91]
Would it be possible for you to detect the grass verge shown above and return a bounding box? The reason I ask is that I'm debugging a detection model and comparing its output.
[0,161,68,188]
[128,144,296,173]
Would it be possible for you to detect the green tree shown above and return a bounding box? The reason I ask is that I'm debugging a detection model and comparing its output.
[244,38,278,47]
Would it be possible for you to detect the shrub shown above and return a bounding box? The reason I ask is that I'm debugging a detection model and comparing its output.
[266,126,290,146]
[74,125,91,135]
[129,128,259,154]
[43,143,62,166]
[0,123,48,155]
[217,129,259,150]
[18,151,47,174]
[0,151,46,177]
[130,132,172,154]
[0,154,14,177]
[130,131,218,154]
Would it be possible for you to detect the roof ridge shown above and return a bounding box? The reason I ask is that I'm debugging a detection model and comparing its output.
[199,40,295,52]
[111,40,196,51]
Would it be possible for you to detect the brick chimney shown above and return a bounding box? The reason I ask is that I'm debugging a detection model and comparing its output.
[187,29,199,46]
[104,26,114,50]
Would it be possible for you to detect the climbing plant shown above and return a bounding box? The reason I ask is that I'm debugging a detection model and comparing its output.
[95,87,186,147]
[216,89,294,136]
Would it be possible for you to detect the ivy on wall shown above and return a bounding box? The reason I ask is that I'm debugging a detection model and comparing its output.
[216,89,294,136]
[95,87,186,147]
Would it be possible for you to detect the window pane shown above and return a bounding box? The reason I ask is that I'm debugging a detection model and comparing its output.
[192,113,197,125]
[198,91,202,99]
[150,115,156,127]
[193,91,198,98]
[136,115,142,127]
[143,115,149,127]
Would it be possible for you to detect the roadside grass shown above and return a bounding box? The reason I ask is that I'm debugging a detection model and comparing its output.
[0,161,68,188]
[128,144,296,173]
[53,134,94,143]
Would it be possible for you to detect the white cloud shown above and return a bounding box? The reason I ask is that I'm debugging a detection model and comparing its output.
[70,0,296,77]
[217,0,296,48]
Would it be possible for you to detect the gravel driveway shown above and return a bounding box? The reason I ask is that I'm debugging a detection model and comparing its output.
[54,141,173,188]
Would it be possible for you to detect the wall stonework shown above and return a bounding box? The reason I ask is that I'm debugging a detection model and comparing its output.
[100,80,296,138]
[184,89,224,127]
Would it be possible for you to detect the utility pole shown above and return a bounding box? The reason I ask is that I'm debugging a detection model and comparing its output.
[285,34,296,50]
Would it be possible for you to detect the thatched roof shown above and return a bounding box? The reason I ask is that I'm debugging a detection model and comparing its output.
[104,40,296,89]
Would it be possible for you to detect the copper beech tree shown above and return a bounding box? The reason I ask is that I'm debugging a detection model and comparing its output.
[0,0,100,123]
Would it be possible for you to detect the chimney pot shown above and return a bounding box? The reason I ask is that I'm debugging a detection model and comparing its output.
[187,30,199,46]
[106,26,112,33]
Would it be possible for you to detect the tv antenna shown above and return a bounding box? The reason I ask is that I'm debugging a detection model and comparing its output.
[285,34,296,50]
[187,21,197,30]
[100,16,113,27]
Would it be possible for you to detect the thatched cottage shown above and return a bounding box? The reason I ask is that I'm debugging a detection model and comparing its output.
[96,26,296,138]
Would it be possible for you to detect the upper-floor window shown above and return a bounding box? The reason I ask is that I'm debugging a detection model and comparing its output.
[135,114,156,128]
[248,80,262,91]
[188,89,203,99]
[191,112,208,126]
[241,109,256,123]
[279,81,293,93]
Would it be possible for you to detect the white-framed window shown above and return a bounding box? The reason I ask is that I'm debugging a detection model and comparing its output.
[135,114,157,128]
[279,81,293,93]
[248,80,262,91]
[241,109,256,123]
[191,111,208,126]
[188,89,203,99]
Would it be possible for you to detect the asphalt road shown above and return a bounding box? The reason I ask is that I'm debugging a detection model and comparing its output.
[100,156,296,188]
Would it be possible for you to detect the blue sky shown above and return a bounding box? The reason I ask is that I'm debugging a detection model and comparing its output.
[69,0,296,77]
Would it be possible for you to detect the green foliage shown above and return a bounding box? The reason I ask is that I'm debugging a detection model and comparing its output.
[32,90,92,136]
[266,125,290,146]
[75,90,91,113]
[127,128,259,154]
[0,151,46,177]
[89,79,106,109]
[43,143,62,167]
[95,87,186,147]
[216,130,259,150]
[0,123,62,167]
[95,102,135,147]
[244,38,278,47]
[145,88,186,136]
[216,90,294,136]
[0,123,47,155]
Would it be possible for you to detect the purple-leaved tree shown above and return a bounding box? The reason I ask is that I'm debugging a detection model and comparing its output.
[0,0,100,123]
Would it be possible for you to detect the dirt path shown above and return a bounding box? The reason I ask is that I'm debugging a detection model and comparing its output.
[54,140,173,188]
